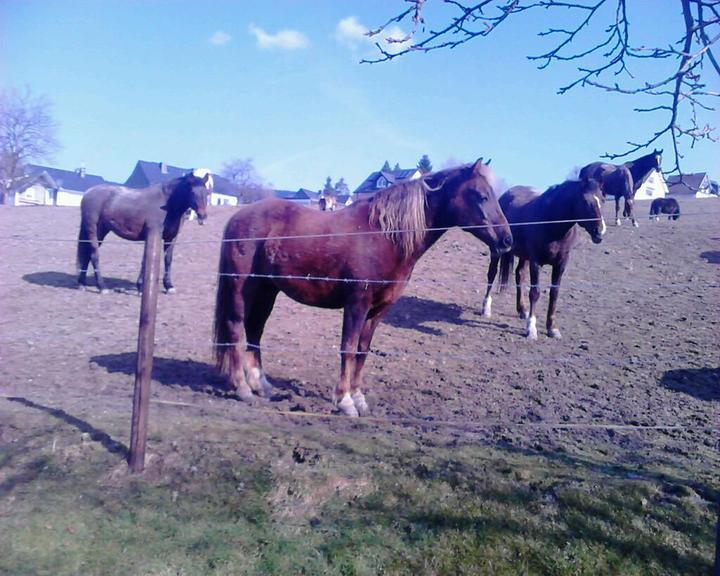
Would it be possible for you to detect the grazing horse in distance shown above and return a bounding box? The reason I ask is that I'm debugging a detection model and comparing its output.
[580,149,662,227]
[214,159,513,417]
[481,178,606,340]
[77,170,213,294]
[649,197,680,221]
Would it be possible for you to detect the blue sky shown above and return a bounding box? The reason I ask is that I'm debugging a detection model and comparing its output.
[2,0,718,191]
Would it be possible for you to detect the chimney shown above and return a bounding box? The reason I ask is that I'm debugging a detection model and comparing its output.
[76,165,86,178]
[160,162,168,174]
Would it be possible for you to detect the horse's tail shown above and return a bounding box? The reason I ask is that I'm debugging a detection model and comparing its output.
[498,252,515,293]
[213,242,237,375]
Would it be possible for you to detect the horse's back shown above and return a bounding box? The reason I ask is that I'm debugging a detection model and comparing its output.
[500,186,540,219]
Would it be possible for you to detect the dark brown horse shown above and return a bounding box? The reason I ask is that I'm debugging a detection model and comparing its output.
[481,178,606,339]
[214,160,513,416]
[77,170,212,293]
[580,149,662,227]
[649,197,680,221]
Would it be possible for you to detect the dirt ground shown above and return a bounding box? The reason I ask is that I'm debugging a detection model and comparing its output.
[1,198,718,489]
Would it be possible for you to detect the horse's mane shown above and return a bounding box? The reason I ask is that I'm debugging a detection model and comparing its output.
[369,178,428,259]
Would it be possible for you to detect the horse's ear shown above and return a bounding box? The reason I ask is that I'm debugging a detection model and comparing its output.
[485,158,492,166]
[472,158,485,174]
[160,204,168,211]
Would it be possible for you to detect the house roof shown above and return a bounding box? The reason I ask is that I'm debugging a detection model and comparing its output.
[354,166,420,194]
[26,164,108,192]
[124,160,242,198]
[666,173,709,195]
[274,188,314,201]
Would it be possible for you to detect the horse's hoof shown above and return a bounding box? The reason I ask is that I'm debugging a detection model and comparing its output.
[337,394,359,418]
[78,284,87,292]
[236,384,254,402]
[632,222,639,228]
[481,297,492,318]
[99,288,110,295]
[525,330,538,340]
[165,287,176,294]
[351,391,370,417]
[615,219,622,226]
[548,328,562,339]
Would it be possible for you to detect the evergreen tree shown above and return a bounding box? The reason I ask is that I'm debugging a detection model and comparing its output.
[334,177,349,195]
[417,154,433,174]
[393,163,401,171]
[381,160,391,171]
[323,176,335,195]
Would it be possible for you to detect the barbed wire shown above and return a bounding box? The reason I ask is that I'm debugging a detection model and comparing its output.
[1,210,719,245]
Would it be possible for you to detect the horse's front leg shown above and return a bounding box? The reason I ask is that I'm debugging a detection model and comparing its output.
[546,261,567,338]
[350,308,389,417]
[163,240,176,293]
[482,256,499,318]
[525,261,541,340]
[614,196,621,226]
[515,258,529,320]
[335,301,369,417]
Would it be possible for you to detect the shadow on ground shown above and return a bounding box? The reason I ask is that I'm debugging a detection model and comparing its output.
[91,353,225,393]
[699,250,720,264]
[22,271,137,292]
[3,396,127,457]
[659,366,720,402]
[385,296,479,335]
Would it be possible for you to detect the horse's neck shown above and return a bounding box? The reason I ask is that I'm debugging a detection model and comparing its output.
[626,159,652,183]
[537,189,576,239]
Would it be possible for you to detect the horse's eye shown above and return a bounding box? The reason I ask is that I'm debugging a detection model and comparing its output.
[478,195,488,204]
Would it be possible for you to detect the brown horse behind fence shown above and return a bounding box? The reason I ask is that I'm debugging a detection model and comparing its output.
[77,170,212,293]
[214,159,513,417]
[580,149,662,227]
[482,178,606,340]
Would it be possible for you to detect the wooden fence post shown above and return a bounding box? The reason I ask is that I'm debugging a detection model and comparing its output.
[128,228,162,473]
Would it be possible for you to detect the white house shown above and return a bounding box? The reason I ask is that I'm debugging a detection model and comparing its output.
[634,168,668,200]
[14,165,108,206]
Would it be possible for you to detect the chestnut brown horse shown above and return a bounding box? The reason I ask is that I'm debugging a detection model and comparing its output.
[214,159,513,417]
[77,170,212,293]
[481,178,606,339]
[580,149,662,227]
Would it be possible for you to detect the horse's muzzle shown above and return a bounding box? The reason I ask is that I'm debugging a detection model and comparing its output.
[591,234,603,244]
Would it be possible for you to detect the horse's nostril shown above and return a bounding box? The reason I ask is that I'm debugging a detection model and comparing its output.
[503,235,513,248]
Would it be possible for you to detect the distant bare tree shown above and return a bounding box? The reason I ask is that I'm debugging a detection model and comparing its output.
[365,0,720,172]
[0,87,60,204]
[220,157,272,203]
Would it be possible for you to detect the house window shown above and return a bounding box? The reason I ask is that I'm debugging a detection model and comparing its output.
[377,177,387,188]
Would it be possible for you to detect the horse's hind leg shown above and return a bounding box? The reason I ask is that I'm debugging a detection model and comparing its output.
[218,283,254,401]
[482,256,499,318]
[515,259,529,320]
[77,224,92,290]
[626,198,638,227]
[614,197,622,226]
[90,224,109,294]
[242,283,278,397]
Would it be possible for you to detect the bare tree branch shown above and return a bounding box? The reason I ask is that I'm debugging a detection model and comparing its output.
[0,87,60,204]
[366,0,720,173]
